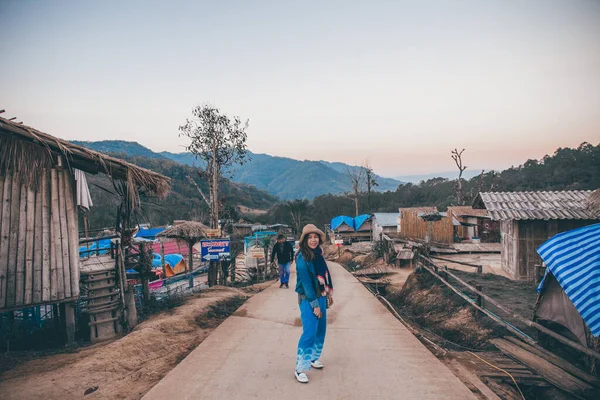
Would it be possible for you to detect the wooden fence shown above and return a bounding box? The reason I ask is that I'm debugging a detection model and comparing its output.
[0,168,79,311]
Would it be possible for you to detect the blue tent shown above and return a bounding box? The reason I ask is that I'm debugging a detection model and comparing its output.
[79,238,112,257]
[353,214,372,231]
[330,216,355,231]
[537,223,600,338]
[136,227,166,239]
[152,253,184,269]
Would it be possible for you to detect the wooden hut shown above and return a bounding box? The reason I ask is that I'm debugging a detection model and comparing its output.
[473,191,598,281]
[447,206,499,243]
[0,116,170,342]
[396,207,454,243]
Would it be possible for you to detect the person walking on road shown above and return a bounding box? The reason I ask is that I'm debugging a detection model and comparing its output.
[270,234,294,288]
[294,224,334,383]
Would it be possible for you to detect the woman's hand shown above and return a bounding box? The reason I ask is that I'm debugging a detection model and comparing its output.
[313,306,322,318]
[327,295,334,307]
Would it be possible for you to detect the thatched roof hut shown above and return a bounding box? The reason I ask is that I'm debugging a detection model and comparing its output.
[158,222,210,288]
[0,116,170,198]
[587,189,600,217]
[0,115,171,329]
[158,221,211,241]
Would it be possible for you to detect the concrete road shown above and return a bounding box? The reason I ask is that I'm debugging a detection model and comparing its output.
[143,262,476,400]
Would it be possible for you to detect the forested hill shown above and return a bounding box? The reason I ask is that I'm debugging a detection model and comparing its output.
[83,153,278,231]
[71,140,404,199]
[263,142,600,229]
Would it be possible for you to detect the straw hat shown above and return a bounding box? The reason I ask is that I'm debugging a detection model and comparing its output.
[299,224,326,244]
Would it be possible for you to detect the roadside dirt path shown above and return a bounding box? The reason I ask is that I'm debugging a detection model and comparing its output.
[0,284,271,399]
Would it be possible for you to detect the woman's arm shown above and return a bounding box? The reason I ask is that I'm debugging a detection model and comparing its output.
[296,256,319,308]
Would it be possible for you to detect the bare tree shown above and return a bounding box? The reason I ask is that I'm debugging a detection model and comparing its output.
[287,199,309,234]
[179,105,250,286]
[346,166,365,216]
[451,148,467,205]
[364,161,378,210]
[180,105,250,229]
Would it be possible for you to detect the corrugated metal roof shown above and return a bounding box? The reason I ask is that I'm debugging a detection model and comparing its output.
[372,213,400,227]
[447,206,490,218]
[474,191,597,221]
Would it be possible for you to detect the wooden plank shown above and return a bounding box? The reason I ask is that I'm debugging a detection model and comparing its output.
[491,338,593,397]
[88,316,119,326]
[57,171,71,298]
[41,173,51,302]
[5,171,22,308]
[15,181,28,306]
[504,336,600,387]
[0,172,11,309]
[422,255,600,361]
[49,168,63,301]
[63,170,80,298]
[32,181,43,304]
[24,186,35,304]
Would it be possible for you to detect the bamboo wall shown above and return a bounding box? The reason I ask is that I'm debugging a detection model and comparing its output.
[0,168,80,311]
[501,219,596,281]
[397,210,454,243]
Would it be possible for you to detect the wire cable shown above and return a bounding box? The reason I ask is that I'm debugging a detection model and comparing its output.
[467,351,526,400]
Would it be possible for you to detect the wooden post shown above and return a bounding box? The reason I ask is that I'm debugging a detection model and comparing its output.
[160,241,166,279]
[188,241,194,289]
[476,284,484,318]
[64,301,75,345]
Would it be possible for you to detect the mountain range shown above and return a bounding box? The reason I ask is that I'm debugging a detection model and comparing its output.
[71,140,406,200]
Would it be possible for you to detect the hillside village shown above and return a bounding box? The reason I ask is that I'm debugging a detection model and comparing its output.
[1,113,599,399]
[1,1,600,398]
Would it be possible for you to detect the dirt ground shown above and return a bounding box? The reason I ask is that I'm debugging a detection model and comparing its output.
[0,282,273,400]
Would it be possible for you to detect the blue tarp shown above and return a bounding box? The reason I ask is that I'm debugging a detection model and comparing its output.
[330,216,355,231]
[152,253,184,269]
[353,214,372,231]
[79,239,112,257]
[136,227,166,239]
[537,223,600,337]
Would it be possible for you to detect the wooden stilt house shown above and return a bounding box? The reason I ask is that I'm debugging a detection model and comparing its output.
[0,116,170,342]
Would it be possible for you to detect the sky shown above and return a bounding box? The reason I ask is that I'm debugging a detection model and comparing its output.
[1,0,599,177]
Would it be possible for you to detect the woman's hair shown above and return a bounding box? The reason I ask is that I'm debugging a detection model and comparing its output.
[298,233,322,262]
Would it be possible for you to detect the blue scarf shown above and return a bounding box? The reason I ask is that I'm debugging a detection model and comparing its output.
[313,247,333,295]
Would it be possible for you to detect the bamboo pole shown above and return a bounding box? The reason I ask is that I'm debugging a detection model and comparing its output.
[0,172,11,309]
[188,241,194,288]
[57,170,71,298]
[15,181,27,306]
[24,186,35,304]
[6,170,22,308]
[33,178,43,304]
[64,170,80,297]
[419,255,600,361]
[428,255,482,273]
[41,173,51,302]
[50,168,62,301]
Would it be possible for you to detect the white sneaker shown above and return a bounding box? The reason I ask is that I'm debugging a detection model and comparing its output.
[311,360,324,369]
[295,371,309,383]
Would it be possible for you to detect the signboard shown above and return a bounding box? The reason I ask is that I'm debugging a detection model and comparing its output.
[334,239,344,246]
[250,247,265,259]
[200,239,230,261]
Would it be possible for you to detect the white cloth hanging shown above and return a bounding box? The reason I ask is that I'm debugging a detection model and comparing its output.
[74,169,93,211]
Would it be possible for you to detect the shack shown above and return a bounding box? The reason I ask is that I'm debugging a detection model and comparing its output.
[473,191,598,281]
[0,116,170,342]
[396,207,454,243]
[372,212,400,240]
[448,206,499,242]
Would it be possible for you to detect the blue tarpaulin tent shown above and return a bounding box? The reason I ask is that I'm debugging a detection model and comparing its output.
[136,227,166,239]
[353,214,372,231]
[330,216,355,231]
[536,223,600,339]
[79,238,112,257]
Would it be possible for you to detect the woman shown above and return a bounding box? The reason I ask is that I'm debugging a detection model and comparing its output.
[294,224,334,383]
